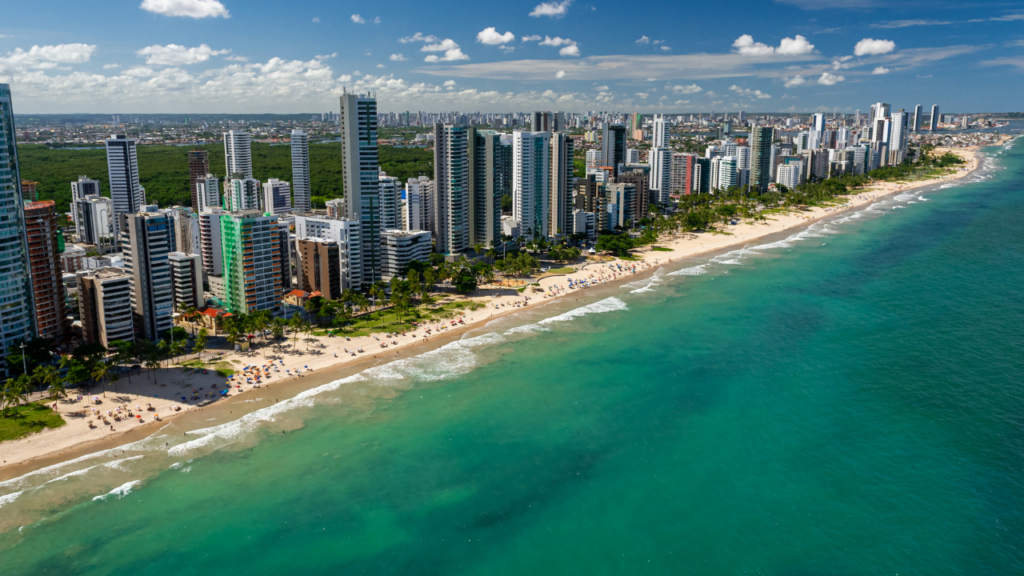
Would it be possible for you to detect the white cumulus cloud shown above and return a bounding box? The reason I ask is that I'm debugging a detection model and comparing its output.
[136,44,230,66]
[477,27,515,45]
[556,70,565,78]
[818,72,844,85]
[732,34,815,56]
[351,14,365,24]
[559,45,580,57]
[672,84,702,94]
[400,33,438,44]
[871,66,890,74]
[521,35,542,42]
[784,75,806,87]
[389,54,406,61]
[422,39,469,62]
[0,44,97,72]
[140,0,229,18]
[636,36,650,44]
[529,0,572,18]
[854,38,896,56]
[660,46,671,51]
[730,85,772,99]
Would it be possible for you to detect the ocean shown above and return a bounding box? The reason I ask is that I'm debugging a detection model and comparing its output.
[1,135,1022,575]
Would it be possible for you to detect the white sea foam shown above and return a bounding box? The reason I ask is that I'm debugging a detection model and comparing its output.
[169,462,182,470]
[181,467,191,474]
[103,455,144,471]
[537,297,627,326]
[667,264,707,276]
[92,480,140,501]
[0,490,23,508]
[44,466,99,484]
[629,275,662,294]
[0,448,120,494]
[718,259,743,265]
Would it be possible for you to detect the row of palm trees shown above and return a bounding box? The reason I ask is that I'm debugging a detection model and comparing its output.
[0,364,64,418]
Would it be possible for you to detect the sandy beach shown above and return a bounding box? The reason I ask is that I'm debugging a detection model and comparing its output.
[0,141,999,479]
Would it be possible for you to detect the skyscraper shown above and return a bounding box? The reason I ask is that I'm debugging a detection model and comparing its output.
[602,123,627,175]
[220,210,284,314]
[889,111,910,165]
[912,104,922,132]
[340,92,381,287]
[379,172,403,232]
[432,123,470,255]
[196,174,220,212]
[651,114,667,149]
[291,129,311,212]
[467,128,510,248]
[549,132,575,238]
[24,200,67,343]
[225,178,261,211]
[809,113,826,149]
[188,149,209,212]
[930,105,940,131]
[293,215,363,293]
[405,176,434,233]
[648,148,672,204]
[224,131,253,178]
[670,153,696,196]
[120,211,175,341]
[513,131,551,238]
[106,134,146,234]
[0,84,38,362]
[750,126,775,194]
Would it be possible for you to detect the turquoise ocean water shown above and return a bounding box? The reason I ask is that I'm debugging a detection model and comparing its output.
[1,135,1022,575]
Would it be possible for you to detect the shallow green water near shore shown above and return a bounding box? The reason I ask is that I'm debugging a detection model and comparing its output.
[2,139,1023,575]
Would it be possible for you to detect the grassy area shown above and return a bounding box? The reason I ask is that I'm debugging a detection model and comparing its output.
[0,402,67,443]
[651,246,674,252]
[213,362,235,377]
[618,254,641,261]
[545,267,575,274]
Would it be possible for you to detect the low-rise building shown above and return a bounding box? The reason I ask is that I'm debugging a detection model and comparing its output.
[168,252,203,311]
[381,230,432,281]
[77,267,135,347]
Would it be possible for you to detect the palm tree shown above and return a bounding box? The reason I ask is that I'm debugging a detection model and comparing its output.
[32,365,59,398]
[48,380,68,403]
[289,313,303,349]
[90,362,111,398]
[195,328,209,361]
[145,355,161,380]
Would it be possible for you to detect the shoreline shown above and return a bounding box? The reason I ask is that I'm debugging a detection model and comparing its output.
[0,140,1004,481]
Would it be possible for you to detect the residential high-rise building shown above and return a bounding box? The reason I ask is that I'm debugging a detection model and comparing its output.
[197,174,220,212]
[616,170,650,220]
[776,164,802,190]
[21,180,38,202]
[220,210,284,314]
[912,104,922,132]
[120,211,175,341]
[326,198,345,219]
[188,149,209,212]
[167,207,201,256]
[224,131,253,178]
[889,111,910,165]
[0,84,35,361]
[106,134,146,235]
[929,104,940,131]
[715,156,738,191]
[605,182,636,229]
[670,153,696,196]
[262,178,292,215]
[750,126,775,194]
[512,131,551,239]
[75,196,116,250]
[651,114,667,148]
[549,132,575,237]
[225,177,261,211]
[381,230,432,281]
[340,92,381,287]
[71,175,100,202]
[77,268,134,348]
[295,238,341,299]
[602,123,627,175]
[168,252,203,311]
[648,147,672,204]
[199,208,224,277]
[468,128,510,248]
[24,201,67,343]
[291,129,311,212]
[293,214,363,293]
[405,176,434,233]
[869,103,891,139]
[379,172,402,232]
[432,123,469,254]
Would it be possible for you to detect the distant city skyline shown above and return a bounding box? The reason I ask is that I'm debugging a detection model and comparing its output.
[1,0,1022,114]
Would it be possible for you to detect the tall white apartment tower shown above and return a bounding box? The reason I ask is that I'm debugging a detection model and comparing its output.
[340,92,381,287]
[0,84,35,362]
[912,104,922,132]
[929,105,940,131]
[120,211,175,341]
[549,133,575,238]
[512,131,551,239]
[649,148,672,204]
[106,134,146,220]
[71,176,100,202]
[378,172,403,233]
[405,176,434,233]
[432,123,470,254]
[291,129,311,212]
[809,113,826,149]
[223,130,253,178]
[651,114,667,149]
[196,174,221,212]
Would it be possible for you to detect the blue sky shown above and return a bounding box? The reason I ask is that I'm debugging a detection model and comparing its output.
[1,0,1022,114]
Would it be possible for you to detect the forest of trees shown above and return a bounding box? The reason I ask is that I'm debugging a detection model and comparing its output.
[17,143,433,213]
